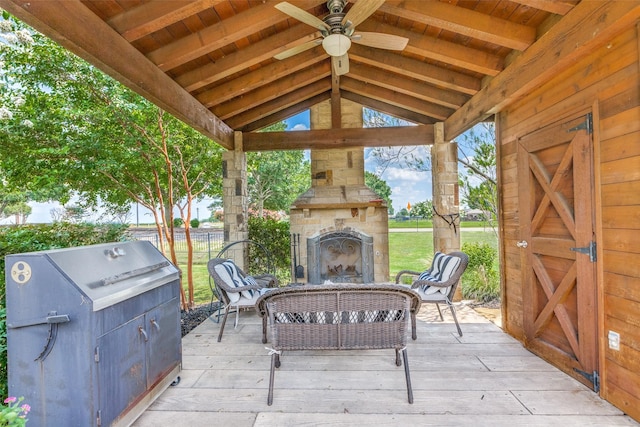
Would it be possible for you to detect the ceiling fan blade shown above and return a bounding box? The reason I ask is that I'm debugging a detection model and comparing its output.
[341,0,386,28]
[351,32,409,51]
[332,53,349,76]
[274,39,322,60]
[275,2,331,32]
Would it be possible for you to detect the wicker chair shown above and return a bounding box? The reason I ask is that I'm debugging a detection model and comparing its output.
[395,251,469,337]
[207,258,278,342]
[256,284,421,405]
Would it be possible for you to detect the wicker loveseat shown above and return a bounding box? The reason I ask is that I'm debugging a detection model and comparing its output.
[256,284,421,405]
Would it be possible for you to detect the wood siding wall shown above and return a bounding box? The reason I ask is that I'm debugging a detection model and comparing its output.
[497,25,640,421]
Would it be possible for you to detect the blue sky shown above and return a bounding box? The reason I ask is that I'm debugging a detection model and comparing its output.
[284,110,432,214]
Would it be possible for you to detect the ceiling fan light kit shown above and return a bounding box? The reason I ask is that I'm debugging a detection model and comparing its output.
[322,33,351,57]
[274,1,408,76]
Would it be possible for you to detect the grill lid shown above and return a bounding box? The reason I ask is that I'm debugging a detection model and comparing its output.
[36,241,179,310]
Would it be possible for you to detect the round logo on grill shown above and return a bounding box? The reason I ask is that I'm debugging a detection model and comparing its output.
[11,261,32,285]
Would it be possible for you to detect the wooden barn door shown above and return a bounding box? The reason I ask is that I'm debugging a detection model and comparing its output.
[517,113,598,391]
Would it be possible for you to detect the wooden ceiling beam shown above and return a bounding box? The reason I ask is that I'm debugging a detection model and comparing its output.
[106,0,225,42]
[342,91,435,126]
[241,92,331,133]
[2,0,234,149]
[197,46,328,108]
[444,0,640,140]
[340,77,454,121]
[147,1,322,71]
[381,1,536,51]
[348,62,469,110]
[349,44,480,95]
[214,62,331,119]
[243,125,435,151]
[356,20,503,76]
[176,24,321,92]
[509,0,575,16]
[225,78,331,129]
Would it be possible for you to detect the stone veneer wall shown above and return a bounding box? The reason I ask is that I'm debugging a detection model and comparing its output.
[289,99,390,283]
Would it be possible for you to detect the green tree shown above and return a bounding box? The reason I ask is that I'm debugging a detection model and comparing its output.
[0,15,223,309]
[411,200,433,219]
[364,171,393,214]
[459,123,497,232]
[247,122,310,217]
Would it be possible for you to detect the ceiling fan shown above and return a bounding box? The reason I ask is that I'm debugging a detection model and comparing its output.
[274,0,409,76]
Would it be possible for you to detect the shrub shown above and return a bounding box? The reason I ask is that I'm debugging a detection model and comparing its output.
[190,218,200,229]
[0,222,129,400]
[460,241,500,302]
[173,218,183,227]
[248,217,291,284]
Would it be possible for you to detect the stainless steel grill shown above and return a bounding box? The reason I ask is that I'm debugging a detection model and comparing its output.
[5,240,182,427]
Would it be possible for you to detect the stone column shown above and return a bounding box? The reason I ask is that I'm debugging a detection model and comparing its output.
[222,131,248,269]
[431,123,462,298]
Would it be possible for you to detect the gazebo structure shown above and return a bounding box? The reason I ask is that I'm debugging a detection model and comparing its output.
[2,0,640,422]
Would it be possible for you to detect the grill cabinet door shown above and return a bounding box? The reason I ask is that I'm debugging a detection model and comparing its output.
[146,297,181,387]
[97,315,147,426]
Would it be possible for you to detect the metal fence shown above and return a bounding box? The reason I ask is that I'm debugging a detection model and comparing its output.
[130,229,225,263]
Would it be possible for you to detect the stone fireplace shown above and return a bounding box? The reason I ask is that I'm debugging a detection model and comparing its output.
[289,99,389,284]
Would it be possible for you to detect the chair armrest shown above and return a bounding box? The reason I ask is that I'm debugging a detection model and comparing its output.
[214,279,265,294]
[411,273,461,289]
[395,270,422,284]
[253,274,279,288]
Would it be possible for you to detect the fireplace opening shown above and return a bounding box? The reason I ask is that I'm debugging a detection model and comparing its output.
[307,229,373,284]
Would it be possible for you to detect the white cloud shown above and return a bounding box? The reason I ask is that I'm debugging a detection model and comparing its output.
[386,167,429,183]
[289,123,309,131]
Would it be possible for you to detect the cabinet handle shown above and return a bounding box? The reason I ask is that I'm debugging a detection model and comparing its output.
[150,319,160,332]
[138,326,148,342]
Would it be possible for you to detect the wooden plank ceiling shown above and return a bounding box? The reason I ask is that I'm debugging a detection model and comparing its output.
[2,0,580,150]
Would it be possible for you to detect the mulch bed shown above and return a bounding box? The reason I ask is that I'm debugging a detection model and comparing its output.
[180,303,220,337]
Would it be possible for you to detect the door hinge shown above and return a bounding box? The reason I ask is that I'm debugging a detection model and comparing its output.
[94,346,99,363]
[574,368,600,393]
[568,113,593,134]
[570,240,596,262]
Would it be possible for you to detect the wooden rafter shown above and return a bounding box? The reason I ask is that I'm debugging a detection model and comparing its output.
[197,45,328,108]
[347,62,469,110]
[106,0,226,42]
[176,24,321,92]
[380,1,536,51]
[213,63,331,120]
[340,77,454,121]
[356,20,504,76]
[341,92,435,126]
[225,78,331,129]
[349,45,481,96]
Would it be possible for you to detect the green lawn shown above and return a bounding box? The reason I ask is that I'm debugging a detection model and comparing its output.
[186,229,498,307]
[388,219,494,229]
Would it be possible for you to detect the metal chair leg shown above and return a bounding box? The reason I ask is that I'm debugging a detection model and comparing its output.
[402,348,413,404]
[435,302,444,321]
[268,353,279,406]
[217,305,231,342]
[448,302,463,337]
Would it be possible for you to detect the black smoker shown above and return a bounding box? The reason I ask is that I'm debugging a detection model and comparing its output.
[5,241,182,426]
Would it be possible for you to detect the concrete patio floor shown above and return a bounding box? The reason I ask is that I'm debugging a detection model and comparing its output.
[133,303,638,427]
